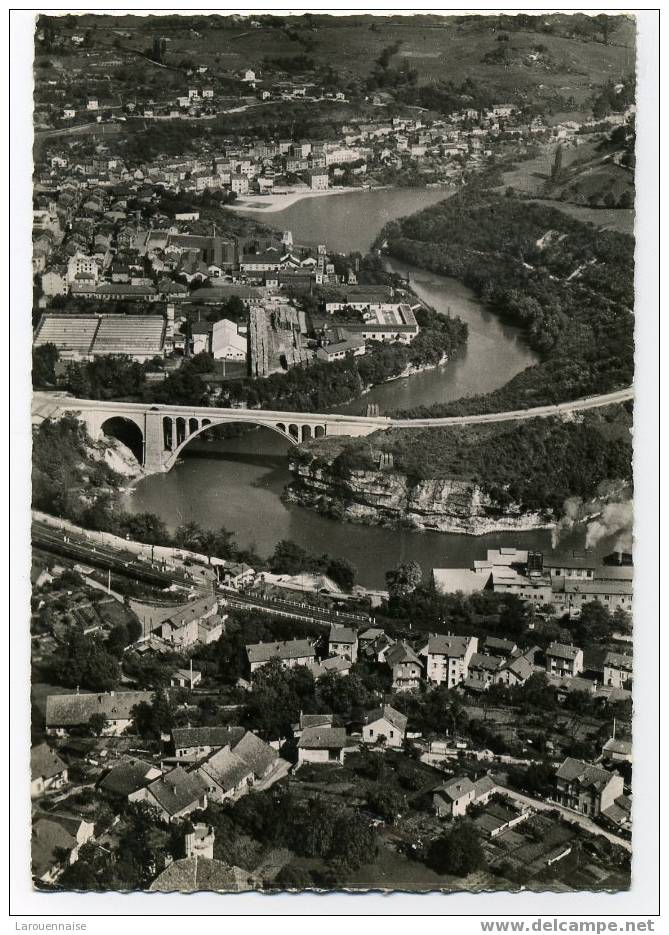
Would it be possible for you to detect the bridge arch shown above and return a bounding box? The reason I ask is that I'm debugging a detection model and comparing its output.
[100,416,145,465]
[162,417,299,472]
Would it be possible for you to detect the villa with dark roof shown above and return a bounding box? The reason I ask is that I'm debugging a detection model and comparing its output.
[246,638,317,673]
[555,757,624,817]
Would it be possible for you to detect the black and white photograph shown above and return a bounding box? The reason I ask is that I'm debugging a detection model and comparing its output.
[9,7,660,919]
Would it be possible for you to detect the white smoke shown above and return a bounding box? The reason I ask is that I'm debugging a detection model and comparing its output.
[551,496,586,549]
[585,501,634,552]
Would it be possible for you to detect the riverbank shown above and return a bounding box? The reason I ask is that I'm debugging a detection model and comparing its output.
[229,185,384,214]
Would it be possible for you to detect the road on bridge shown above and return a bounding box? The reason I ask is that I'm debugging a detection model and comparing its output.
[32,386,633,431]
[387,387,634,428]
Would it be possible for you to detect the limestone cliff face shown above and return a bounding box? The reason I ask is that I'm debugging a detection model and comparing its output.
[285,461,551,535]
[90,435,144,480]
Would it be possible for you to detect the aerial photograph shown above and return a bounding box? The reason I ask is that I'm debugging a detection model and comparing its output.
[29,11,636,894]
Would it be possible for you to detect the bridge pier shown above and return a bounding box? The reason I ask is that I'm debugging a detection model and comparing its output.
[144,410,168,473]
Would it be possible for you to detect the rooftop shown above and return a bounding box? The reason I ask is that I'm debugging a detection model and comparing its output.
[297,726,347,750]
[246,639,315,665]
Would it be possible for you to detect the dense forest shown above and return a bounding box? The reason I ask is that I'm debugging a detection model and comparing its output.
[298,405,633,515]
[378,189,634,416]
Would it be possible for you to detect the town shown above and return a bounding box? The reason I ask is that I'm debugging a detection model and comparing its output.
[28,12,637,896]
[31,509,633,891]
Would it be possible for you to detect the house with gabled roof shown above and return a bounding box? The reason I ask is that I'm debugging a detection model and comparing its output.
[292,712,334,739]
[328,625,358,662]
[46,690,153,737]
[385,641,423,693]
[545,642,584,678]
[362,705,408,748]
[97,756,163,799]
[297,726,348,765]
[432,773,497,818]
[419,634,478,688]
[31,813,96,883]
[197,746,254,802]
[555,757,624,817]
[232,732,279,781]
[171,726,246,762]
[602,651,633,689]
[246,639,316,674]
[31,743,69,798]
[494,649,536,687]
[130,766,208,821]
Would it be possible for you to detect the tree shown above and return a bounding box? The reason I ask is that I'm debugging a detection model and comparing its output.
[131,691,176,740]
[427,821,484,876]
[53,631,120,692]
[386,561,422,599]
[366,785,405,823]
[32,343,60,387]
[269,539,310,575]
[550,145,563,184]
[87,712,108,736]
[575,600,613,644]
[106,623,130,658]
[326,557,357,592]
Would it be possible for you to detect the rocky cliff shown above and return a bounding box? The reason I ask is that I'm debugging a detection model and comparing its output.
[285,461,551,535]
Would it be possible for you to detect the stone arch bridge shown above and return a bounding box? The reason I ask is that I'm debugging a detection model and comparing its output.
[32,395,391,473]
[32,387,634,475]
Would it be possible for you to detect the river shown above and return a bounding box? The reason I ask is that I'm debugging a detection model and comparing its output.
[237,186,453,254]
[123,188,617,587]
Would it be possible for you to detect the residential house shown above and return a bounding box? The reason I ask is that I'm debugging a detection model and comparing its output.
[308,655,353,679]
[482,637,518,658]
[246,639,317,674]
[97,756,163,800]
[555,757,624,817]
[130,766,208,821]
[31,743,69,798]
[149,855,253,892]
[601,737,633,765]
[170,668,203,689]
[31,814,95,883]
[362,705,407,748]
[358,627,386,650]
[602,651,633,689]
[232,731,279,782]
[545,642,584,678]
[231,173,249,195]
[305,169,329,191]
[465,653,504,691]
[385,641,423,693]
[45,690,153,737]
[292,712,334,739]
[360,631,396,664]
[172,726,246,762]
[328,625,358,663]
[41,268,69,297]
[494,649,536,687]
[197,745,254,802]
[221,562,255,589]
[297,727,348,765]
[432,774,497,819]
[420,634,478,688]
[154,597,222,648]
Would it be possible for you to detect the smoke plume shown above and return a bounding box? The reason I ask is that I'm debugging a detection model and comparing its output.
[585,501,634,552]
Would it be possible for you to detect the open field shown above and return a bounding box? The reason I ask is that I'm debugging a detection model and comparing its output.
[44,14,635,106]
